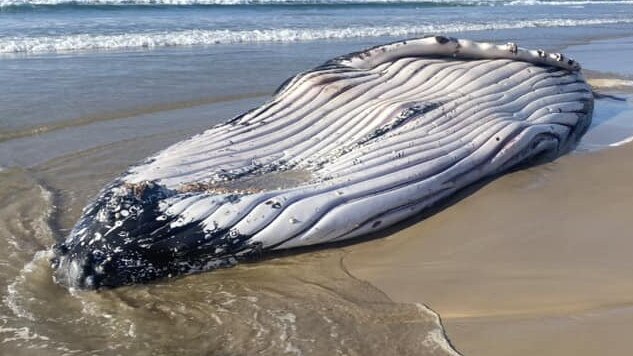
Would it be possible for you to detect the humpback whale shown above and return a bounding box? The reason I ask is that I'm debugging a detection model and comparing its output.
[52,36,593,289]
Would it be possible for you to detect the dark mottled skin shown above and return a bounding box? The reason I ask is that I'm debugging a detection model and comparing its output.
[52,182,258,289]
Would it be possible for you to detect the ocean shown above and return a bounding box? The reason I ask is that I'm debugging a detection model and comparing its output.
[1,0,632,354]
[1,0,633,54]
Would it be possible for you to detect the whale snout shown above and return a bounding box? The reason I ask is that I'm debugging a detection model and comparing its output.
[52,239,159,289]
[52,244,103,289]
[50,180,249,289]
[50,180,174,289]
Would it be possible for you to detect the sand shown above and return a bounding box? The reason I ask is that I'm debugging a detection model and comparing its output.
[343,128,633,355]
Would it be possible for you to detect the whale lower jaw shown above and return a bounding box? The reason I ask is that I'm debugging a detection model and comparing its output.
[52,36,593,289]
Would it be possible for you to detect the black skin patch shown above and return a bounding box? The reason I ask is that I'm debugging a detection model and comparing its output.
[51,181,259,289]
[435,36,451,44]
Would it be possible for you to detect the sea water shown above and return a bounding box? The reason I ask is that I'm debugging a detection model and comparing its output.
[1,0,633,54]
[0,0,632,354]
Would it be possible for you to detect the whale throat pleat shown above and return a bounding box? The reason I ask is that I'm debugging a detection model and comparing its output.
[124,38,591,252]
[55,37,592,288]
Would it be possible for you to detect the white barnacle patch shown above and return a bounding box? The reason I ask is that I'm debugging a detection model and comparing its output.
[94,264,104,274]
[202,219,219,233]
[96,208,109,223]
[88,232,103,246]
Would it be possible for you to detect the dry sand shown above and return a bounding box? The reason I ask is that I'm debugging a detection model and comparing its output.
[343,138,633,355]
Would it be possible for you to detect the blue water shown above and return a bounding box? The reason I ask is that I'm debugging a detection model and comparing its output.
[0,0,632,53]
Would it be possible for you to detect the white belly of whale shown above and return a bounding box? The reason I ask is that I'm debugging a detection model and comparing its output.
[53,36,593,288]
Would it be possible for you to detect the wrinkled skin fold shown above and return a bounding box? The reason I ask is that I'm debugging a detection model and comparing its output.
[52,36,593,289]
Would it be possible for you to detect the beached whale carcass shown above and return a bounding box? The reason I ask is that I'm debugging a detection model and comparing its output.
[52,36,593,289]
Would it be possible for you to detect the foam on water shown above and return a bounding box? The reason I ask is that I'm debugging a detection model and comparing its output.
[609,135,633,147]
[2,17,633,54]
[416,303,462,355]
[0,168,73,354]
[4,250,54,321]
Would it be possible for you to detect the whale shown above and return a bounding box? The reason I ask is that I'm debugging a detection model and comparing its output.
[51,36,593,289]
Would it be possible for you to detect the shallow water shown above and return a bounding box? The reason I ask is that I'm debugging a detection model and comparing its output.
[0,165,458,355]
[579,92,633,150]
[564,36,633,77]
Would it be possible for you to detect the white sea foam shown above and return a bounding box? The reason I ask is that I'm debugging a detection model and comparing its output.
[415,303,461,355]
[2,18,632,54]
[0,325,50,343]
[609,135,633,147]
[0,0,631,7]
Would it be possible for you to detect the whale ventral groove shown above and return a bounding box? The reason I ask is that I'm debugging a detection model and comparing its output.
[51,36,593,289]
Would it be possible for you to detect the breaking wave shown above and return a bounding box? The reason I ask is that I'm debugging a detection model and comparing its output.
[2,18,633,54]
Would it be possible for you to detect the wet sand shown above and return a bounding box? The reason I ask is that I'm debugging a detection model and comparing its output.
[344,101,633,355]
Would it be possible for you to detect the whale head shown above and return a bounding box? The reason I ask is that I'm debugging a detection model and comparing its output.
[51,181,246,289]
